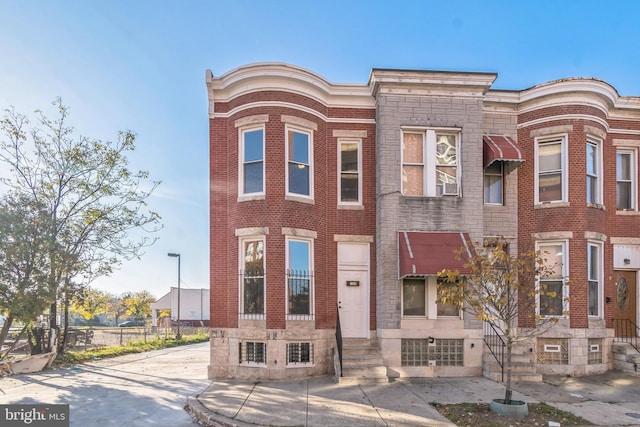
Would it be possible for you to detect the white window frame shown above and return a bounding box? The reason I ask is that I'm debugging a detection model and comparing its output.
[401,276,462,320]
[586,136,603,205]
[285,125,314,200]
[535,134,568,204]
[338,138,362,205]
[286,342,314,367]
[484,161,504,205]
[401,128,461,197]
[587,240,603,318]
[536,240,569,318]
[239,236,266,320]
[617,148,637,211]
[285,236,314,320]
[402,277,427,318]
[238,126,265,197]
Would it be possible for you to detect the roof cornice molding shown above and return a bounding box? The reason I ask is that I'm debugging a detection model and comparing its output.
[369,68,498,98]
[206,63,374,114]
[486,79,640,120]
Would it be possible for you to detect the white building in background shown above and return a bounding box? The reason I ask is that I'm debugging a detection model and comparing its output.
[150,287,210,327]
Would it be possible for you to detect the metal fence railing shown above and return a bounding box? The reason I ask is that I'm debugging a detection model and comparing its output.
[66,326,209,350]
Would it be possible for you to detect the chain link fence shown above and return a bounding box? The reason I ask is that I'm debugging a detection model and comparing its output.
[66,326,209,350]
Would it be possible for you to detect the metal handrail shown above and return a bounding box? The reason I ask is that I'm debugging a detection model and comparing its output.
[483,321,505,382]
[613,318,640,353]
[335,305,343,377]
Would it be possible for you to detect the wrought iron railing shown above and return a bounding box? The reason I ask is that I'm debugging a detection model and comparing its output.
[483,321,505,382]
[613,318,640,353]
[335,304,343,377]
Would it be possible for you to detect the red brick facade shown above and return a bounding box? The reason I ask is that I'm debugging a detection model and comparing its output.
[209,64,640,379]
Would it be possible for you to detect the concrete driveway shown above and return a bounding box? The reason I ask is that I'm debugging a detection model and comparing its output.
[0,342,211,426]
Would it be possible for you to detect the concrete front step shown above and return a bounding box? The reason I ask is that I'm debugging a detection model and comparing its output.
[339,338,388,384]
[484,361,538,374]
[482,353,532,364]
[483,370,543,382]
[613,342,640,375]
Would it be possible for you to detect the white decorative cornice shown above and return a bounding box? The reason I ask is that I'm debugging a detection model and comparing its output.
[206,64,374,116]
[369,68,498,98]
[211,101,376,125]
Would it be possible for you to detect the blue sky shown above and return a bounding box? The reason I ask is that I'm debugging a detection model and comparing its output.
[1,0,639,299]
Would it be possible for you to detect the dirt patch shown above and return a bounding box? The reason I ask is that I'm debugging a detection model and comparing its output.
[432,402,593,426]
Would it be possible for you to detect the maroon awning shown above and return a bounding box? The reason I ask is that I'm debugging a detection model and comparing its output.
[483,135,525,168]
[398,231,474,278]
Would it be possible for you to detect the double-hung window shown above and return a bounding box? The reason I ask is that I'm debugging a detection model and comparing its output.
[402,129,460,197]
[536,136,567,203]
[484,162,503,205]
[240,127,264,195]
[617,150,636,210]
[287,127,313,198]
[286,238,313,318]
[537,242,568,317]
[586,137,602,205]
[339,140,361,204]
[588,242,602,317]
[240,238,265,319]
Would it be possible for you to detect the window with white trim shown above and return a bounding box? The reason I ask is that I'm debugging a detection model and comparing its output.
[537,241,568,317]
[239,341,266,365]
[286,342,314,365]
[286,126,313,198]
[588,241,602,317]
[484,162,503,205]
[586,137,602,205]
[617,149,637,210]
[286,238,313,318]
[402,129,460,197]
[402,278,426,316]
[402,277,460,318]
[536,136,567,203]
[240,238,265,319]
[240,127,264,195]
[339,139,361,204]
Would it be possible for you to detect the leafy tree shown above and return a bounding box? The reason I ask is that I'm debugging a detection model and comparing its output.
[71,287,110,323]
[0,193,52,355]
[438,240,569,405]
[0,99,161,351]
[122,290,155,322]
[106,293,128,326]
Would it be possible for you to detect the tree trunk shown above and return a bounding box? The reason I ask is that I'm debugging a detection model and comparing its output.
[0,315,14,355]
[504,340,513,404]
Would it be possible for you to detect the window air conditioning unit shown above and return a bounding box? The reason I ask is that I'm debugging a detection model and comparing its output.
[441,183,458,196]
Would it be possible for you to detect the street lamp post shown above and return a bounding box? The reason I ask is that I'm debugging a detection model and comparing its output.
[167,252,181,340]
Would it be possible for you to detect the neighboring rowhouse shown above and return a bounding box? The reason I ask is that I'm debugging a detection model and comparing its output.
[207,63,640,381]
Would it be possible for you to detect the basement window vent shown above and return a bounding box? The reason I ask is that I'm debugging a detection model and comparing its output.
[588,339,603,364]
[537,338,568,365]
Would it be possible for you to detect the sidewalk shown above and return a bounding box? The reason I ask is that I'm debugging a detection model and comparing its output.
[186,372,640,426]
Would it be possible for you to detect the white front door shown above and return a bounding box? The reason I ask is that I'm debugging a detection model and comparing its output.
[338,268,369,338]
